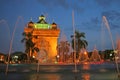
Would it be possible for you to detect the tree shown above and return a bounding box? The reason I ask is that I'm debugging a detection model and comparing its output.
[11,51,27,63]
[21,31,39,63]
[71,30,88,58]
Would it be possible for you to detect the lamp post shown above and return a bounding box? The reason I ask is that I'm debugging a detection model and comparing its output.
[56,55,60,63]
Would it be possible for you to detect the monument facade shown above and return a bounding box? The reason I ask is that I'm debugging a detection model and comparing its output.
[24,15,60,62]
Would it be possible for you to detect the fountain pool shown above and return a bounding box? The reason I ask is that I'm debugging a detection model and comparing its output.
[0,62,119,80]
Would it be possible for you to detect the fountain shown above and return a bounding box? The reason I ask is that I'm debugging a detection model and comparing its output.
[78,48,89,62]
[72,11,78,73]
[102,16,115,50]
[1,15,120,80]
[89,46,101,62]
[116,37,120,62]
[72,11,80,80]
[59,31,67,42]
[57,31,73,63]
[102,16,120,78]
[36,49,48,63]
[3,16,24,75]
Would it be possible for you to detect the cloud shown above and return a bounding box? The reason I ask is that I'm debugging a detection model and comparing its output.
[80,17,100,31]
[0,0,25,5]
[81,10,120,31]
[102,10,120,20]
[37,0,84,13]
[38,0,69,9]
[95,0,113,6]
[72,3,84,13]
[95,0,120,7]
[101,10,120,29]
[91,17,99,25]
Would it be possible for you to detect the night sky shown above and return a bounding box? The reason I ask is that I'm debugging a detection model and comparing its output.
[0,0,120,54]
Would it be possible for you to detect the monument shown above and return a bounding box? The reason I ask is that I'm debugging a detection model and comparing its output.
[24,15,60,62]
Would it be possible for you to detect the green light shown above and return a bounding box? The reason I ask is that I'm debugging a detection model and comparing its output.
[34,23,52,29]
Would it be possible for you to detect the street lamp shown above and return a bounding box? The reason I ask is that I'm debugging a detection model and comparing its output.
[56,55,60,62]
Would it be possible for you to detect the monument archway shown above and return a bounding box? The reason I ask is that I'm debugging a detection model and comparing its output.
[24,15,60,62]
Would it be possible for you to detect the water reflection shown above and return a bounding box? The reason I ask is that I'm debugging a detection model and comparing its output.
[81,63,90,80]
[82,73,90,80]
[29,74,61,80]
[0,63,118,80]
[82,62,90,70]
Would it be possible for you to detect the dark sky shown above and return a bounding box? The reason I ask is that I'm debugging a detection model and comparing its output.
[0,0,120,54]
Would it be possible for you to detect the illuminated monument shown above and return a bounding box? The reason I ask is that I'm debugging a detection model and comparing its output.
[24,15,60,62]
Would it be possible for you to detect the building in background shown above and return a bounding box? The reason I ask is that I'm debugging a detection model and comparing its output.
[0,52,5,63]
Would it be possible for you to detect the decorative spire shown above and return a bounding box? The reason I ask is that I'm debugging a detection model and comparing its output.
[30,17,32,21]
[37,15,47,24]
[52,19,54,23]
[39,15,45,20]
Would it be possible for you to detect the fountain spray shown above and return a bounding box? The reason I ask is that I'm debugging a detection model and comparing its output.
[102,16,120,78]
[5,16,24,75]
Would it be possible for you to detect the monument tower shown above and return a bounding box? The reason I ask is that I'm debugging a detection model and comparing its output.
[24,15,60,62]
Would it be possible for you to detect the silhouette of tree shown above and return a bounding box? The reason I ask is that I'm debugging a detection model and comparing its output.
[71,30,88,58]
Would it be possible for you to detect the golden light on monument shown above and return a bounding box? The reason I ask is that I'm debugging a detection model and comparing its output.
[24,15,60,62]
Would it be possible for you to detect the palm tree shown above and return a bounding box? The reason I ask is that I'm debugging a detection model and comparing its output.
[71,30,88,58]
[21,31,39,63]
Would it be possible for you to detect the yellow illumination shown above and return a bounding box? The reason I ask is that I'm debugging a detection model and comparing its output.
[84,51,87,55]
